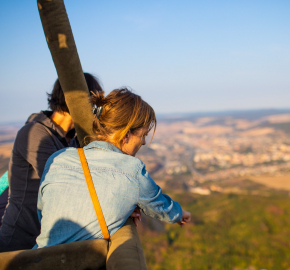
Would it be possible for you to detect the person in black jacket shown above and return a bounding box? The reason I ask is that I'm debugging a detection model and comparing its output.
[0,73,103,252]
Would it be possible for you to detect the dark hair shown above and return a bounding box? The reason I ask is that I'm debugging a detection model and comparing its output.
[47,73,103,113]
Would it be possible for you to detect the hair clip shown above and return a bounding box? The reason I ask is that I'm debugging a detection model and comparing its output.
[92,106,97,115]
[96,106,103,119]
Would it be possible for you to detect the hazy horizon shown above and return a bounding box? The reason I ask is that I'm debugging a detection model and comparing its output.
[1,1,290,122]
[1,107,290,125]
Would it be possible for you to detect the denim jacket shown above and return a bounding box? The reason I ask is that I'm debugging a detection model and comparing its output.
[35,141,182,248]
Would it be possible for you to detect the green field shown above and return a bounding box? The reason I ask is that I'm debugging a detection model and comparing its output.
[139,191,290,270]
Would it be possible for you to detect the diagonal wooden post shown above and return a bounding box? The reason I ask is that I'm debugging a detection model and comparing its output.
[37,0,93,146]
[35,1,147,269]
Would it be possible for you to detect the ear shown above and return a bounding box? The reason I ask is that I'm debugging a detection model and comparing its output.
[122,130,131,144]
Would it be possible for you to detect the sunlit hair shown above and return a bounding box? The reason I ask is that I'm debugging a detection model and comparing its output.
[88,88,156,147]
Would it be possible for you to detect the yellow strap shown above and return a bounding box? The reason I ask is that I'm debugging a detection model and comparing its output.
[77,148,110,240]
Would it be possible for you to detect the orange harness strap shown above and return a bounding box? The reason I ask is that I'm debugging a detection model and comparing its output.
[77,148,110,240]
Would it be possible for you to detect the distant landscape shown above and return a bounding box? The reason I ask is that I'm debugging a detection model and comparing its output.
[137,109,290,270]
[0,122,22,176]
[138,108,290,192]
[1,109,290,269]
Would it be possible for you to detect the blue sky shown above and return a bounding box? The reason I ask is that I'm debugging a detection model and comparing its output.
[0,1,290,122]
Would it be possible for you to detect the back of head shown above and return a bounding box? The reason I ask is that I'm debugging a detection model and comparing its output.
[89,88,156,146]
[47,73,103,113]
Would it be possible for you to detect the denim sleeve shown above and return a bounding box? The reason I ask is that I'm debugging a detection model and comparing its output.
[137,163,182,223]
[36,149,66,224]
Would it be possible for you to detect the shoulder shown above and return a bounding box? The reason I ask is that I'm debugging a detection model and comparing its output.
[84,147,145,178]
[41,148,79,179]
[13,122,59,155]
[112,153,145,177]
[16,121,49,141]
[46,147,78,167]
[12,122,49,152]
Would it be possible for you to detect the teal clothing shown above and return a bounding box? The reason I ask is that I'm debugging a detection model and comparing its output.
[0,171,8,196]
[0,171,9,226]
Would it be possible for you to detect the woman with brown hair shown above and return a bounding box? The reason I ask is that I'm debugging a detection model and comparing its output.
[32,2,189,268]
[34,88,191,248]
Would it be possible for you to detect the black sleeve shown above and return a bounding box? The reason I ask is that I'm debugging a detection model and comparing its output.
[15,123,60,179]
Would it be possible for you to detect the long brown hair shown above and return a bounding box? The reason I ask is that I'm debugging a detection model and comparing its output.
[88,88,156,146]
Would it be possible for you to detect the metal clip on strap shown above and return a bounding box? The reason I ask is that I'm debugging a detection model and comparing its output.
[77,148,110,240]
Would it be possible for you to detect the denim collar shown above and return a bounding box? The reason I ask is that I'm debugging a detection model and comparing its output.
[84,140,123,154]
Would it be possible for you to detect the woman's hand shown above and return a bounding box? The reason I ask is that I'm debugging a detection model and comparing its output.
[177,209,191,227]
[130,207,141,227]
